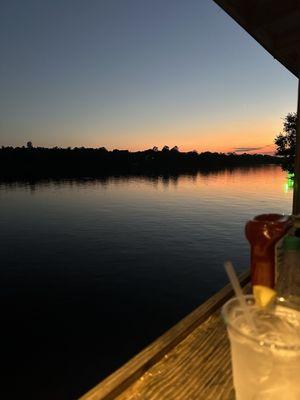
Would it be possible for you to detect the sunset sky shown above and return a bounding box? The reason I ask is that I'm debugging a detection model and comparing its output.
[0,0,298,154]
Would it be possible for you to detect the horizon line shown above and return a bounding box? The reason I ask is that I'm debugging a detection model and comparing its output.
[1,143,277,156]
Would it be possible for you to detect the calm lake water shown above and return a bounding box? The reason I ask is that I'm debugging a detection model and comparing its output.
[0,165,292,399]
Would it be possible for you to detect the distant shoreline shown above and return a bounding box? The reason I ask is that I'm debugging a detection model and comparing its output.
[0,146,282,179]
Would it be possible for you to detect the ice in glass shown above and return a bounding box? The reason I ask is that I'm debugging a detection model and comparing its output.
[222,296,300,400]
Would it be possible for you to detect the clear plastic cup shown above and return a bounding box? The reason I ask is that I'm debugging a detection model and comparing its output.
[222,296,300,400]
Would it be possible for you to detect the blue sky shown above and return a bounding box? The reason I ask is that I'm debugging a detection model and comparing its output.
[0,0,297,152]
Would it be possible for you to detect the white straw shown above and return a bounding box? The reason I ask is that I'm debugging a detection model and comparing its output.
[224,261,258,334]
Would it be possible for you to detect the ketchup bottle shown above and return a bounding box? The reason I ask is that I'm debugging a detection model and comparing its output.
[245,214,292,288]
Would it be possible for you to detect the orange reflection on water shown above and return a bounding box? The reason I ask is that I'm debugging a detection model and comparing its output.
[90,165,292,216]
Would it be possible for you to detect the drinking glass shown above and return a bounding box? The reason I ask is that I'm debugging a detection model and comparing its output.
[222,295,300,400]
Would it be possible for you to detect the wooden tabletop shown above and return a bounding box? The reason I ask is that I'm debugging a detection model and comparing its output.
[116,311,234,399]
[80,271,250,400]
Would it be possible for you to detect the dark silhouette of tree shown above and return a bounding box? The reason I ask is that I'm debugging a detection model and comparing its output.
[0,145,281,179]
[152,146,158,152]
[275,113,297,169]
[27,141,33,149]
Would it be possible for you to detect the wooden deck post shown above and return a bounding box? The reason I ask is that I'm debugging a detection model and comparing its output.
[293,78,300,215]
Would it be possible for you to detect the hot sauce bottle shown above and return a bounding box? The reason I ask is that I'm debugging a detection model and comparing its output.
[245,214,292,288]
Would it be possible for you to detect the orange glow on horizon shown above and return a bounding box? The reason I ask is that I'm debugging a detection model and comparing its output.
[49,115,283,155]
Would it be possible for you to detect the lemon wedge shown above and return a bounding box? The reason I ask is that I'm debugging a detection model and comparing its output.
[253,285,277,308]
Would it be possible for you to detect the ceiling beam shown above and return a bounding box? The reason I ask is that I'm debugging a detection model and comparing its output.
[213,0,300,78]
[247,0,300,29]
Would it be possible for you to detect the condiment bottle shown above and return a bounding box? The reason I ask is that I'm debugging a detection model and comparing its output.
[276,236,300,307]
[245,214,292,288]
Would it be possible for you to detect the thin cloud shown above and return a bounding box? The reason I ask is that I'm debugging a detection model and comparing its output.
[233,147,264,153]
[231,144,275,155]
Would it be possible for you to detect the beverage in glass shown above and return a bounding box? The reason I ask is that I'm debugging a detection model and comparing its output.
[222,296,300,400]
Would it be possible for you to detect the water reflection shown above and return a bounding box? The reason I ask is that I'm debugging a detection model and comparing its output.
[0,165,291,193]
[284,172,295,193]
[0,165,293,400]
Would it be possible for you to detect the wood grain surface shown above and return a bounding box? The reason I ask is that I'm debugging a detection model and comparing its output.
[117,313,234,400]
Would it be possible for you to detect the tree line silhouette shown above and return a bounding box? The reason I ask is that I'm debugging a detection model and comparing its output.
[0,145,280,179]
[274,112,297,172]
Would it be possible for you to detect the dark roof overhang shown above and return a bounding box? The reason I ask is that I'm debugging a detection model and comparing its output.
[213,0,300,77]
